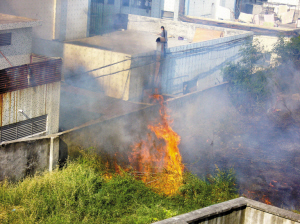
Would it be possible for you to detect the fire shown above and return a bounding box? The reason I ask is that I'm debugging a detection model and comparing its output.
[262,195,272,205]
[129,94,184,195]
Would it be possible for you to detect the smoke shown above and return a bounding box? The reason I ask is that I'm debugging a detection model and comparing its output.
[167,60,300,209]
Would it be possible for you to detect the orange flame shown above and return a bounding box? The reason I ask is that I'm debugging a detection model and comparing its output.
[262,195,272,205]
[129,94,184,195]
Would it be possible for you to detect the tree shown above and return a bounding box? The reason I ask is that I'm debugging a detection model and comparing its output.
[222,38,272,113]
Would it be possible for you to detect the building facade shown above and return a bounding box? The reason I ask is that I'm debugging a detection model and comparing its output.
[0,14,62,143]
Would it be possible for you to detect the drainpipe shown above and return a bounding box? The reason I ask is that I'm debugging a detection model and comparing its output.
[49,136,56,171]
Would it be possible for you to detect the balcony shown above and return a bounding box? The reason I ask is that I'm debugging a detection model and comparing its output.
[0,54,62,94]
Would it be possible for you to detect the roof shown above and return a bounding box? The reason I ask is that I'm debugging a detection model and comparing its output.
[67,30,191,55]
[181,15,300,36]
[0,13,42,31]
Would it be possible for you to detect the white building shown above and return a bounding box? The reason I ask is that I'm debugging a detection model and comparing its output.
[0,14,62,142]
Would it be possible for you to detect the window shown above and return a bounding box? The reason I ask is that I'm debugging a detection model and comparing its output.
[123,0,130,6]
[92,0,104,3]
[108,0,114,4]
[0,115,47,142]
[0,33,12,46]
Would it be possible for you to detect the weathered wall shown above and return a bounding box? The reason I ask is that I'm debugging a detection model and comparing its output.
[0,28,32,70]
[63,43,132,100]
[162,33,249,95]
[0,82,61,135]
[0,0,89,41]
[126,15,252,95]
[0,136,59,181]
[61,0,89,41]
[0,0,55,40]
[244,207,300,224]
[154,197,300,224]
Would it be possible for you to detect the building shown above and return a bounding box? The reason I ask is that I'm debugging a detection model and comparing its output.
[0,14,62,142]
[62,14,252,101]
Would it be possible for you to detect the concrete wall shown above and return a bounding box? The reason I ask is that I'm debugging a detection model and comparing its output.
[0,0,89,41]
[0,0,55,40]
[127,15,252,95]
[0,136,59,181]
[184,0,235,20]
[63,43,132,100]
[154,197,300,224]
[0,28,32,70]
[163,33,250,95]
[61,0,89,40]
[0,82,61,135]
[244,207,300,224]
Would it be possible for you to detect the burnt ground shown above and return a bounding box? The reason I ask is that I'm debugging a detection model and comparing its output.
[171,88,300,210]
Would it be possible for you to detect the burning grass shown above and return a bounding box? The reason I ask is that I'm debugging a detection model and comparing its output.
[0,150,238,224]
[129,94,184,195]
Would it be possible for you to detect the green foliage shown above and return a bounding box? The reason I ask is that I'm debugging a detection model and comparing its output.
[274,35,300,68]
[0,152,238,224]
[223,39,272,112]
[177,168,238,211]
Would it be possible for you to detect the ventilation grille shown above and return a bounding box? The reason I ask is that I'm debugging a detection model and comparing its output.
[0,58,62,94]
[0,33,12,46]
[0,115,47,142]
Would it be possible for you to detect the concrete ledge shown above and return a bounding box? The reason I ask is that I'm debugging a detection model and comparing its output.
[153,197,300,224]
[0,13,42,31]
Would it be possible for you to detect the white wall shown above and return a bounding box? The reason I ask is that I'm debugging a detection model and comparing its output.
[0,0,55,40]
[185,0,235,20]
[0,28,32,70]
[0,0,89,41]
[164,0,175,12]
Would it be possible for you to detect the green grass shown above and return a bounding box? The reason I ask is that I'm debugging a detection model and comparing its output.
[0,150,238,224]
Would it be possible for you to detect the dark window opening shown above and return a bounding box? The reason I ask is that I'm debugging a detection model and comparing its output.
[133,0,151,9]
[0,33,12,46]
[0,115,47,142]
[123,0,130,6]
[92,0,104,3]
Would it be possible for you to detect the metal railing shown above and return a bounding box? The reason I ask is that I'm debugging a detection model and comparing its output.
[0,58,62,94]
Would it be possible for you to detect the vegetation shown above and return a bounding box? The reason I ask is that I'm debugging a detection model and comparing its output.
[222,38,273,113]
[0,150,238,224]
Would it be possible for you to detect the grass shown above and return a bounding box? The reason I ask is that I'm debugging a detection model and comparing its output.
[0,150,238,224]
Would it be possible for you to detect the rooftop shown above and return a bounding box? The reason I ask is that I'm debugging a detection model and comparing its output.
[67,30,192,55]
[0,13,41,31]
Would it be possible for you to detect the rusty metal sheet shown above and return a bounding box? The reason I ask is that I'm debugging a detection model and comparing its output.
[0,59,62,94]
